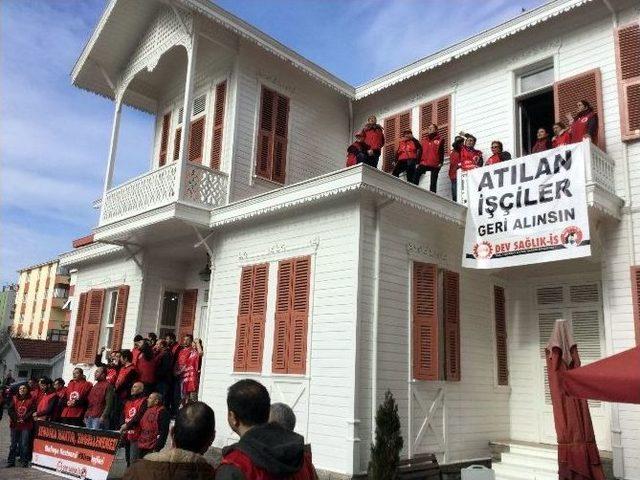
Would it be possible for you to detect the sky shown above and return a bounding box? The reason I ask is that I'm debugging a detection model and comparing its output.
[0,0,546,285]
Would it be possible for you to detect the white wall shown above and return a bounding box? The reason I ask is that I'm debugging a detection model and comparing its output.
[201,199,361,474]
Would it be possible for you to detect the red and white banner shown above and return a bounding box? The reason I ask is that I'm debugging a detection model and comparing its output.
[31,421,120,480]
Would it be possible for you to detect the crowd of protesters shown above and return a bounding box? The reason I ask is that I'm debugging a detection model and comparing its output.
[346,100,598,201]
[1,331,204,468]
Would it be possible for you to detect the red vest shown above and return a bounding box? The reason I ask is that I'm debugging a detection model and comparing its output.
[420,135,442,167]
[123,395,147,441]
[136,354,159,384]
[61,379,92,419]
[460,146,482,171]
[11,395,35,430]
[362,125,384,150]
[448,150,461,180]
[220,448,316,480]
[486,153,502,166]
[182,348,201,394]
[54,388,66,420]
[30,386,42,403]
[552,130,571,148]
[115,364,138,399]
[396,139,418,161]
[132,347,141,366]
[85,380,111,418]
[137,405,165,450]
[105,365,119,385]
[570,110,597,144]
[346,142,364,167]
[36,391,58,420]
[531,138,550,153]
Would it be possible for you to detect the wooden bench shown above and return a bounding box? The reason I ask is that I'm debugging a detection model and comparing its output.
[397,453,442,480]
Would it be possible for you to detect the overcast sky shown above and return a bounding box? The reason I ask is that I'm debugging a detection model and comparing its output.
[0,0,546,284]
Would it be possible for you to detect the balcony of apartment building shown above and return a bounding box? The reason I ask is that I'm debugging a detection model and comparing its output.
[73,3,233,244]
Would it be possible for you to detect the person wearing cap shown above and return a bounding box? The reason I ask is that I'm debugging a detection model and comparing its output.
[393,130,422,183]
[361,115,385,168]
[346,131,370,167]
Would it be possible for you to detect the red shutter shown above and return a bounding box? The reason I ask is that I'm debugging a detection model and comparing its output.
[630,267,640,346]
[188,117,205,164]
[288,257,310,374]
[412,262,439,381]
[178,289,198,339]
[159,113,171,167]
[419,102,434,142]
[111,285,129,351]
[70,292,86,362]
[210,81,227,170]
[419,96,450,152]
[443,270,460,381]
[234,266,253,371]
[272,94,289,184]
[553,69,605,150]
[173,128,182,161]
[494,286,509,385]
[273,260,293,373]
[255,87,290,183]
[246,264,269,372]
[383,110,412,173]
[614,23,640,141]
[79,289,105,364]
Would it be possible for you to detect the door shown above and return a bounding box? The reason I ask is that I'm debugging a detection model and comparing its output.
[535,281,611,450]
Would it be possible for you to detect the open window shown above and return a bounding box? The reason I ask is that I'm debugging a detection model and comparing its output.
[515,62,555,156]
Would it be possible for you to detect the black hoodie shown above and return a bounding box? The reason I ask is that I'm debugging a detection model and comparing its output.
[217,423,312,479]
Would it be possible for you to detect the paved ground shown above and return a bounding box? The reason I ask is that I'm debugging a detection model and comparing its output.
[0,411,221,479]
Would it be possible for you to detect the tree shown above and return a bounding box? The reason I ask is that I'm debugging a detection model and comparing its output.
[368,389,404,479]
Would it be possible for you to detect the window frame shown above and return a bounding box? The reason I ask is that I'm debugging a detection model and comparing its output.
[100,289,119,353]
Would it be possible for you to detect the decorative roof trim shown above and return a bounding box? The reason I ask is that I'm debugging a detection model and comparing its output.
[354,0,594,99]
[58,243,123,267]
[209,165,466,229]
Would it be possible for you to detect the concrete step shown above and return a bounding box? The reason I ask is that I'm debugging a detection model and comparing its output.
[500,452,558,472]
[507,444,557,461]
[492,462,558,480]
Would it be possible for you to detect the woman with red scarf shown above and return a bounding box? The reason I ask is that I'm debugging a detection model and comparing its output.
[552,122,571,148]
[568,100,598,144]
[531,127,552,153]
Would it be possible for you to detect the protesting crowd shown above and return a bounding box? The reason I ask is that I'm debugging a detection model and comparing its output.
[347,100,598,201]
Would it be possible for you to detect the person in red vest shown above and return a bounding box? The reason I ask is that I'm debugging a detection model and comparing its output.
[136,341,161,394]
[148,332,158,349]
[84,367,115,430]
[552,122,571,148]
[415,123,445,191]
[120,381,148,466]
[449,135,465,202]
[116,349,139,401]
[346,131,370,167]
[61,368,93,427]
[95,346,121,385]
[33,377,58,422]
[28,377,42,404]
[52,378,65,421]
[485,141,512,165]
[164,332,182,417]
[154,340,174,410]
[361,115,385,168]
[568,99,598,144]
[460,134,483,171]
[132,335,145,366]
[531,127,552,153]
[176,336,203,405]
[392,130,422,183]
[133,393,170,459]
[7,384,35,467]
[216,379,317,480]
[122,402,216,480]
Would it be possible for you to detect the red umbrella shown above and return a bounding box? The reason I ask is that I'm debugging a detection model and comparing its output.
[561,346,640,404]
[546,319,605,480]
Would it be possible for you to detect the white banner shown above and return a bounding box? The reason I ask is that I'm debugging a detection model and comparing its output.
[462,142,591,269]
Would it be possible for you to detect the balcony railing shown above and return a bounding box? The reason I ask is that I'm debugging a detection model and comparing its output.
[99,163,228,226]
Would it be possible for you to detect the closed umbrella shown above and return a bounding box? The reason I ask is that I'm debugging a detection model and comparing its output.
[561,346,640,404]
[546,319,605,480]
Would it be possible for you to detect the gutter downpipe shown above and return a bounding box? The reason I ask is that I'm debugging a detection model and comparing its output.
[601,2,625,478]
[371,198,394,440]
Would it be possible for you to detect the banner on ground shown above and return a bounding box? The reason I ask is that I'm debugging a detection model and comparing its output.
[31,421,120,480]
[462,142,591,269]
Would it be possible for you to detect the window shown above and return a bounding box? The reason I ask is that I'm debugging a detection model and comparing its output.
[515,63,555,155]
[412,262,460,381]
[158,112,171,167]
[255,86,290,183]
[48,329,68,342]
[172,94,207,163]
[159,290,180,338]
[272,257,311,374]
[210,80,227,170]
[234,264,269,372]
[419,95,451,154]
[383,110,411,172]
[494,286,508,386]
[101,290,119,351]
[614,22,640,141]
[519,66,554,95]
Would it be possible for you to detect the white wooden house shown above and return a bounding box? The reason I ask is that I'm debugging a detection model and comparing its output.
[58,0,640,478]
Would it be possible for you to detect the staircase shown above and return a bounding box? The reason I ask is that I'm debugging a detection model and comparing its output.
[491,441,558,480]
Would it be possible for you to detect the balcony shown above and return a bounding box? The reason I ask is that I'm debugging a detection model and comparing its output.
[96,163,228,236]
[458,140,623,220]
